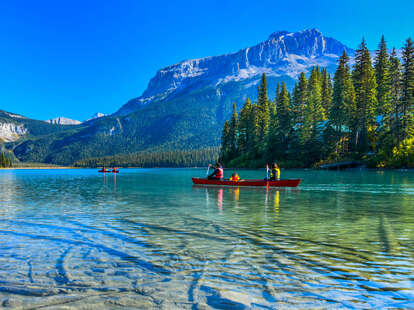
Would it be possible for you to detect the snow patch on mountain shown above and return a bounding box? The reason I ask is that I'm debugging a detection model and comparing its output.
[217,66,279,85]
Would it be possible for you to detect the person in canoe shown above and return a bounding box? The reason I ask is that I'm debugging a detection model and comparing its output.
[208,163,224,180]
[270,163,280,181]
[229,172,240,181]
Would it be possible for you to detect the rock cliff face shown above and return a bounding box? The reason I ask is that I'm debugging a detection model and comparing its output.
[117,29,354,115]
[0,123,27,142]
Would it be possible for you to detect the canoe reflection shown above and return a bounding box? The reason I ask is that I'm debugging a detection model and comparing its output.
[218,188,223,213]
[274,190,280,221]
[102,172,117,192]
[193,185,295,215]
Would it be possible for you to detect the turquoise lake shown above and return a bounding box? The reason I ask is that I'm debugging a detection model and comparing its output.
[0,168,413,309]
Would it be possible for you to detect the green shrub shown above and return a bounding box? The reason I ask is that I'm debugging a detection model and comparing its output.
[389,138,414,168]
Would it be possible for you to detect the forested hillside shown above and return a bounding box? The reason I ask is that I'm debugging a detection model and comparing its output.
[0,152,12,168]
[220,37,414,168]
[74,148,219,168]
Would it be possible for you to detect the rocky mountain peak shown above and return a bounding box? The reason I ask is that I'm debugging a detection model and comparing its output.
[116,29,354,115]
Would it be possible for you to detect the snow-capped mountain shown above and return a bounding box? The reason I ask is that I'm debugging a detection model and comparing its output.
[117,28,354,115]
[46,117,81,125]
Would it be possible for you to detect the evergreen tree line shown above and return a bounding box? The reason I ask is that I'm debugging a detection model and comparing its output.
[74,148,219,168]
[0,152,12,168]
[220,36,414,168]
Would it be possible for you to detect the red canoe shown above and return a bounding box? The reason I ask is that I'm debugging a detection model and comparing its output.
[98,169,119,173]
[192,177,301,187]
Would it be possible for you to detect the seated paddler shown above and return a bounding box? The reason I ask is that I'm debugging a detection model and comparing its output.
[229,172,240,181]
[208,163,224,180]
[270,163,280,181]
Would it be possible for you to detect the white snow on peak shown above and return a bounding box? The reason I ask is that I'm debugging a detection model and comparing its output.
[217,66,279,85]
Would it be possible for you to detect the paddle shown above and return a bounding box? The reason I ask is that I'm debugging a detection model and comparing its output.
[205,165,210,178]
[266,164,270,180]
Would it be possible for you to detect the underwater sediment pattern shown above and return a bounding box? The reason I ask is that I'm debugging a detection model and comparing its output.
[0,169,413,309]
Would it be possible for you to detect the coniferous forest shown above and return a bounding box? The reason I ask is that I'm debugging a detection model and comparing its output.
[0,152,12,168]
[220,37,414,168]
[74,148,219,168]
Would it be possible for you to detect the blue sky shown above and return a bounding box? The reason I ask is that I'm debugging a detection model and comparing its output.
[0,0,413,121]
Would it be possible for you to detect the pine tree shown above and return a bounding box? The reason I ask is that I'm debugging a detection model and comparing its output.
[300,95,315,145]
[250,103,260,155]
[275,82,281,107]
[374,35,392,119]
[321,67,333,114]
[228,102,239,155]
[352,38,378,153]
[293,72,308,124]
[0,152,10,168]
[307,66,325,122]
[269,96,276,119]
[401,38,414,140]
[329,51,355,154]
[276,82,292,146]
[389,48,403,144]
[0,153,5,168]
[267,82,291,160]
[255,73,270,148]
[237,98,253,153]
[220,121,231,162]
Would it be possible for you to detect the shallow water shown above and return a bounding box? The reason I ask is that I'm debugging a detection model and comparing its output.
[0,168,413,309]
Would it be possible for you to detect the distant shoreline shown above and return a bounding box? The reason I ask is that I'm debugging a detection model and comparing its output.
[0,166,75,170]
